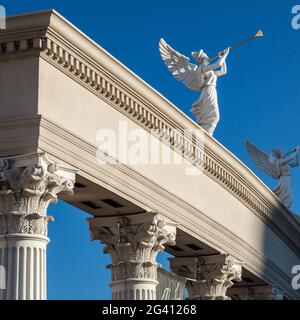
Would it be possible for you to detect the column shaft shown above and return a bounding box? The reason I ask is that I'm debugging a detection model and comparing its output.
[0,153,76,300]
[0,235,48,299]
[111,279,157,300]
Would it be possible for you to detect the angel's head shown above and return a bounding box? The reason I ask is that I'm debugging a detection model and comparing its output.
[192,50,209,66]
[272,148,285,159]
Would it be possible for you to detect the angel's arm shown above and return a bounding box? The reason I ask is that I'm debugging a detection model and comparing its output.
[201,58,225,73]
[291,153,299,168]
[287,149,300,167]
[202,47,230,73]
[281,150,300,166]
[214,61,227,77]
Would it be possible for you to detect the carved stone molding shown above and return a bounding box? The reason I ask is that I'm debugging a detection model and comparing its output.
[0,38,44,55]
[170,255,243,300]
[0,213,53,237]
[248,285,285,300]
[88,213,177,282]
[0,153,76,236]
[228,285,286,300]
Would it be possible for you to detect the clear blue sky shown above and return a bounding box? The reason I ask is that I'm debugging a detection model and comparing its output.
[2,0,300,299]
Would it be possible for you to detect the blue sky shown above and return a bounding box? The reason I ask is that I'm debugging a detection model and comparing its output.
[2,0,300,299]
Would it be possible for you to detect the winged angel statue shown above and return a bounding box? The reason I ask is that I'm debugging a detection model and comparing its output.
[159,39,230,135]
[246,140,300,209]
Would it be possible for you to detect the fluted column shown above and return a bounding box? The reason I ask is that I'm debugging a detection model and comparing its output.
[88,212,177,300]
[170,255,243,300]
[0,153,76,300]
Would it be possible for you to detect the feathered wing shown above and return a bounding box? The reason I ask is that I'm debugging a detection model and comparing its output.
[159,38,203,91]
[246,140,280,179]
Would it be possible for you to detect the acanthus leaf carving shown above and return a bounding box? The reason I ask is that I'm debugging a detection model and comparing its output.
[0,155,75,237]
[89,214,177,282]
[170,255,242,300]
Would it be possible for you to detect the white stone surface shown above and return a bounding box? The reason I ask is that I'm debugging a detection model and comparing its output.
[0,153,76,300]
[0,234,48,300]
[88,213,177,300]
[170,255,242,300]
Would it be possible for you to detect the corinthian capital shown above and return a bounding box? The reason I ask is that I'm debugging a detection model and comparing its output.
[170,254,243,300]
[88,212,177,281]
[0,153,76,236]
[227,285,286,300]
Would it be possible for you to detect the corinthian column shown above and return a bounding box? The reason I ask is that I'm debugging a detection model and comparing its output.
[88,212,177,300]
[170,255,243,300]
[0,153,76,300]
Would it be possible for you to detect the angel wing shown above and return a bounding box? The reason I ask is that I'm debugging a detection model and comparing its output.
[246,140,280,179]
[159,38,203,91]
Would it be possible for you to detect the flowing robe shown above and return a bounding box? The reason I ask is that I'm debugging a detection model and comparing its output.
[273,161,293,209]
[191,70,219,135]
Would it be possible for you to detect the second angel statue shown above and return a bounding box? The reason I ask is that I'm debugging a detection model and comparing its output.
[246,140,300,209]
[159,38,230,135]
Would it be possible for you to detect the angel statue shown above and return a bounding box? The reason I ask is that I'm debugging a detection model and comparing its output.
[246,140,300,209]
[159,38,230,135]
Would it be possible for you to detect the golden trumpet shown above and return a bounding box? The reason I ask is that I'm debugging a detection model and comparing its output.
[209,30,264,62]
